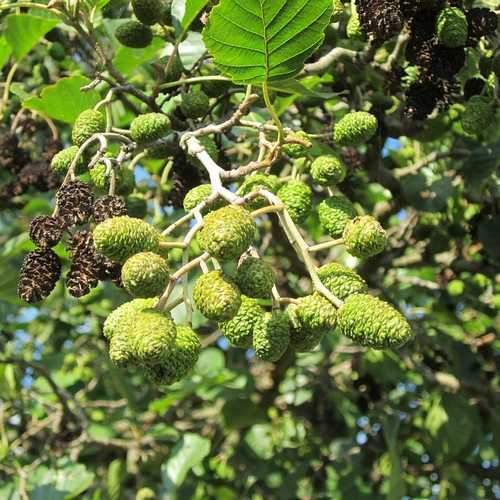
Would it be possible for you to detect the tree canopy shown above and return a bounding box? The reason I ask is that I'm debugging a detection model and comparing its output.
[0,0,499,499]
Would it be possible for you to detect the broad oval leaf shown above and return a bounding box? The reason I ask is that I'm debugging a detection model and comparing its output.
[203,0,332,84]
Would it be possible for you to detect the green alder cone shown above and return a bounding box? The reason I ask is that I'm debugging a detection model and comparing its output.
[72,109,106,146]
[436,7,468,48]
[337,294,413,349]
[277,180,313,223]
[183,184,226,212]
[311,154,348,186]
[253,311,291,362]
[239,173,281,210]
[235,257,275,299]
[50,146,87,175]
[103,297,158,341]
[180,90,210,119]
[333,111,378,146]
[318,262,368,300]
[219,295,265,348]
[89,164,135,195]
[115,20,153,48]
[93,216,161,263]
[317,194,357,238]
[282,131,312,159]
[461,96,495,136]
[129,310,177,364]
[197,205,256,261]
[343,215,387,258]
[332,0,345,21]
[131,0,162,25]
[130,113,171,144]
[121,252,170,298]
[288,293,337,352]
[145,325,201,385]
[201,78,232,97]
[346,2,364,40]
[193,271,242,321]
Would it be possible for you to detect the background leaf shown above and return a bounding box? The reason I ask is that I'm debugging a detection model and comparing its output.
[5,14,59,61]
[182,0,211,30]
[203,0,332,83]
[23,74,101,123]
[161,433,210,492]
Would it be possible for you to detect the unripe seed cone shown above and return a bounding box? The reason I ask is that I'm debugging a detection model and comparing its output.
[282,131,312,158]
[145,325,201,385]
[317,195,356,238]
[318,262,368,300]
[235,257,275,299]
[197,205,256,261]
[337,294,413,349]
[436,7,468,48]
[93,216,161,263]
[333,111,378,146]
[311,154,347,186]
[122,252,170,298]
[219,295,265,348]
[343,215,387,258]
[72,109,106,147]
[277,180,312,224]
[193,271,241,321]
[130,113,171,143]
[288,293,337,352]
[253,311,291,362]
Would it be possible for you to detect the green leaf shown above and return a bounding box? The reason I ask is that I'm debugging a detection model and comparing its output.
[113,37,165,75]
[106,459,125,500]
[203,0,332,84]
[5,14,59,61]
[161,433,210,492]
[182,0,211,30]
[23,74,101,124]
[0,37,12,69]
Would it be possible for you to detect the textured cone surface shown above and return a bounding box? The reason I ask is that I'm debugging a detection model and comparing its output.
[50,146,86,175]
[89,164,135,195]
[180,90,210,119]
[132,0,162,25]
[436,7,468,48]
[122,252,169,298]
[201,78,231,97]
[131,310,177,364]
[93,195,128,223]
[334,111,378,146]
[311,155,347,186]
[343,215,387,258]
[239,173,281,209]
[130,113,171,143]
[277,180,312,224]
[56,180,94,226]
[115,20,153,48]
[183,184,226,212]
[219,295,265,348]
[66,230,101,298]
[355,0,403,41]
[103,297,157,340]
[461,96,494,135]
[145,325,201,385]
[318,195,357,238]
[93,216,161,263]
[318,262,368,300]
[193,271,241,321]
[235,257,275,299]
[288,293,337,352]
[29,216,65,248]
[197,205,256,261]
[72,109,106,147]
[253,311,291,362]
[17,248,61,303]
[337,294,413,349]
[282,131,312,159]
[347,4,364,40]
